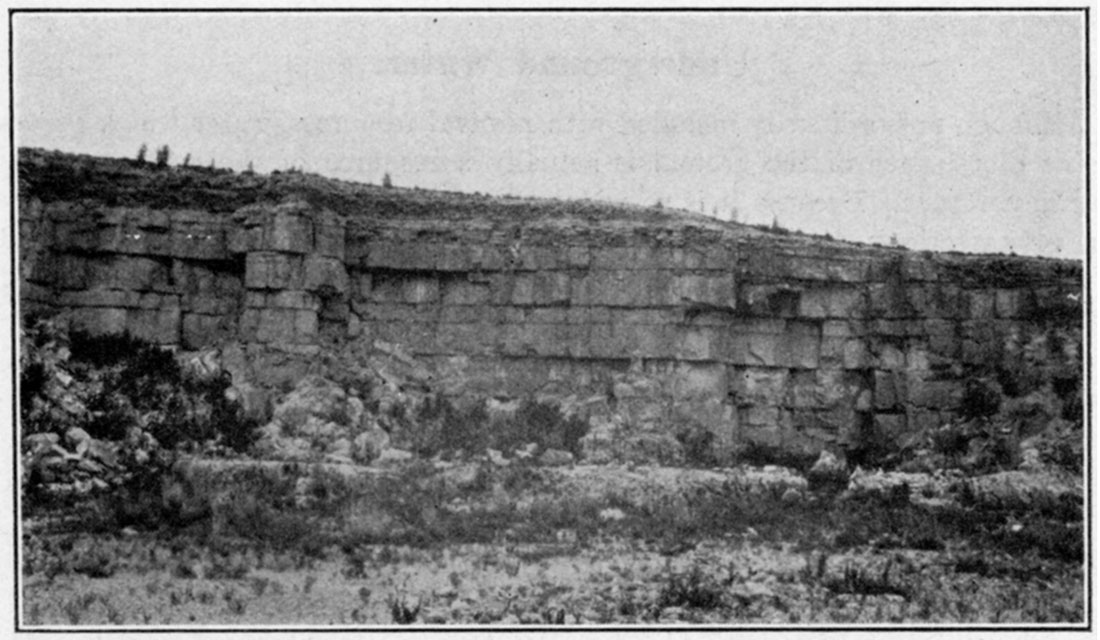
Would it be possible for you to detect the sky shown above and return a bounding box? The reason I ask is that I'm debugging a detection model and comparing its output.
[13,11,1086,258]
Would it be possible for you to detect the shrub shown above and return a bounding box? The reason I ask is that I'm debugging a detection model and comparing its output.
[155,145,170,168]
[958,377,1003,420]
[735,440,817,472]
[409,396,589,459]
[20,320,260,511]
[657,565,725,610]
[676,425,717,468]
[382,172,393,188]
[823,562,909,599]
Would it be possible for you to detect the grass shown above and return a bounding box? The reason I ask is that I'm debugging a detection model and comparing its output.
[21,460,1084,625]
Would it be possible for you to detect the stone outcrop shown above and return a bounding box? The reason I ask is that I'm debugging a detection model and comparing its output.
[18,148,1083,460]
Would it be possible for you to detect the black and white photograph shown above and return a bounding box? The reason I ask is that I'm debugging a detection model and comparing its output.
[10,7,1089,630]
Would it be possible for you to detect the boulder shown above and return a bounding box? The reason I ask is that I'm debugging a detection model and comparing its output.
[539,448,574,467]
[270,375,350,431]
[353,423,390,464]
[809,450,846,477]
[373,448,414,466]
[807,449,848,491]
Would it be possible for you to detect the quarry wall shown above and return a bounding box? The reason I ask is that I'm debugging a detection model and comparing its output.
[19,156,1084,460]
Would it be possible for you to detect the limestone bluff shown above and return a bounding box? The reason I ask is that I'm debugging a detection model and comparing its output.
[17,147,1083,464]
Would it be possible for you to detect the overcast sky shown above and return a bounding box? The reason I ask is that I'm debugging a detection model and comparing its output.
[13,11,1086,258]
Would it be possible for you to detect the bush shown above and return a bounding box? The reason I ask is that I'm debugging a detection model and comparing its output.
[676,425,717,468]
[409,396,589,459]
[958,378,1002,420]
[19,320,260,509]
[657,565,725,610]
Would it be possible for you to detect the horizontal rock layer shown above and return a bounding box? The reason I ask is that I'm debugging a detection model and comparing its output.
[18,149,1083,457]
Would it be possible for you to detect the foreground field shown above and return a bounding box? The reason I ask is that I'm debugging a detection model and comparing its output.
[21,461,1084,627]
[21,532,1083,626]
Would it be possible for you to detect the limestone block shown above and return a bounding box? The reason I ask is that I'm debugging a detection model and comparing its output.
[905,373,959,409]
[906,407,944,433]
[612,308,673,326]
[126,303,182,345]
[245,252,303,290]
[788,257,867,283]
[739,405,780,428]
[730,331,782,367]
[867,283,910,318]
[98,226,171,256]
[995,289,1024,318]
[790,407,853,442]
[246,308,317,344]
[436,322,494,355]
[434,244,473,271]
[511,275,535,305]
[266,291,320,310]
[312,210,345,259]
[786,369,859,409]
[51,220,100,253]
[261,209,311,254]
[822,320,856,339]
[843,339,870,369]
[402,275,439,304]
[360,242,438,270]
[901,257,938,282]
[820,337,846,368]
[440,305,487,324]
[873,413,907,440]
[501,323,571,357]
[875,344,906,370]
[227,223,262,254]
[470,244,508,271]
[350,273,372,302]
[908,284,964,318]
[171,226,227,261]
[670,274,736,308]
[566,245,591,269]
[730,367,788,405]
[785,322,822,369]
[533,272,571,306]
[566,307,592,325]
[58,289,140,308]
[303,255,350,295]
[352,302,428,323]
[21,283,54,311]
[873,370,901,410]
[515,245,559,271]
[96,256,173,292]
[678,326,725,361]
[670,363,727,400]
[368,274,406,303]
[182,313,235,350]
[739,284,800,317]
[701,245,737,269]
[67,307,128,335]
[57,255,104,291]
[527,308,568,325]
[967,291,996,319]
[572,270,672,307]
[617,322,673,359]
[870,319,923,337]
[798,288,865,318]
[906,347,930,371]
[590,247,637,270]
[130,292,170,310]
[961,338,1000,366]
[586,324,621,359]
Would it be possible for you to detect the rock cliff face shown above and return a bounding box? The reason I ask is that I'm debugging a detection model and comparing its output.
[18,148,1083,461]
